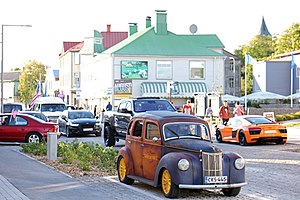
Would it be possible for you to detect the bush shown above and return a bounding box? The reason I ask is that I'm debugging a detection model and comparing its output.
[275,111,300,122]
[21,140,118,173]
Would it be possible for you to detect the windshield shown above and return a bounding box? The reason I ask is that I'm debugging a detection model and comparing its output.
[4,104,22,113]
[245,117,275,125]
[133,100,175,113]
[163,122,210,141]
[41,104,66,112]
[68,111,94,119]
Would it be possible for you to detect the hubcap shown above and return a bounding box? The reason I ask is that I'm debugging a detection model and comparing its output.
[162,169,171,194]
[119,158,126,180]
[28,134,40,143]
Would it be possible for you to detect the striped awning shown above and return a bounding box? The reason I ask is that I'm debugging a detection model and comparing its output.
[141,82,208,98]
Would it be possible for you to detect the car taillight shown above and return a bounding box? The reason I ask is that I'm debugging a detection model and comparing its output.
[249,128,261,135]
[48,125,58,132]
[279,129,287,133]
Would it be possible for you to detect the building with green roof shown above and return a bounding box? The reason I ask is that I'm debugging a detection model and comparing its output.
[80,10,240,113]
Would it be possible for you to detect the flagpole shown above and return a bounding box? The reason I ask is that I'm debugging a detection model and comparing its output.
[291,65,293,108]
[245,55,247,114]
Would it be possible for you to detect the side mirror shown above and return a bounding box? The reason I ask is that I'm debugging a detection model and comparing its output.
[62,115,67,121]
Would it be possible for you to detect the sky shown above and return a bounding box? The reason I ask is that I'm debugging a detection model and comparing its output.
[0,0,300,71]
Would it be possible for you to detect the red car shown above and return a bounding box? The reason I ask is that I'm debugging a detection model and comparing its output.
[0,113,58,143]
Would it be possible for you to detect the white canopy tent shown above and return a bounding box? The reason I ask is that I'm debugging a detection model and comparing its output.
[242,91,286,100]
[221,94,243,102]
[286,92,300,99]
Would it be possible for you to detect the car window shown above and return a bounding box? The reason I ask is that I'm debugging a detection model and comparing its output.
[134,100,175,112]
[245,117,275,125]
[41,104,66,112]
[163,122,209,141]
[146,122,160,140]
[3,104,22,113]
[7,116,27,126]
[132,120,143,137]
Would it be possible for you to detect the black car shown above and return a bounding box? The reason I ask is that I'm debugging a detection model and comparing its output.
[19,111,49,122]
[58,110,101,137]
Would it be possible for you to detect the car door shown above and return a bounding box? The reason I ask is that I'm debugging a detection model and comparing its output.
[220,119,234,141]
[0,115,28,142]
[115,100,132,137]
[127,119,144,177]
[142,121,162,180]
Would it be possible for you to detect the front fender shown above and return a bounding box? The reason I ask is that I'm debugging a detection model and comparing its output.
[118,146,134,175]
[154,152,201,187]
[223,152,246,184]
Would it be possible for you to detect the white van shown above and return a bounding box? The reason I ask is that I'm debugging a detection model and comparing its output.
[32,97,66,123]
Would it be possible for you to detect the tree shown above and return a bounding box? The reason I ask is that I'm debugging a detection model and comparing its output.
[275,23,300,54]
[18,60,46,107]
[234,35,275,96]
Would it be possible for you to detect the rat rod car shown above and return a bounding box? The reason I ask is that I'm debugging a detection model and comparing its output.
[117,111,246,198]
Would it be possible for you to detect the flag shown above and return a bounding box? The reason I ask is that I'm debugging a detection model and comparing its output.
[245,54,257,65]
[291,53,296,69]
[29,82,41,110]
[43,81,47,97]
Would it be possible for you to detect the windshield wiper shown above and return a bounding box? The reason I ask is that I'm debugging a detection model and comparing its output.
[166,127,179,138]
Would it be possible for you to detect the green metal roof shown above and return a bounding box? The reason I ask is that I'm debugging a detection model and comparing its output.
[102,27,224,57]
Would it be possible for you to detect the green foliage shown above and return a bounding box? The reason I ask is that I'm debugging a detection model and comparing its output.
[21,139,119,172]
[18,60,46,106]
[20,142,47,156]
[275,111,300,122]
[275,23,300,54]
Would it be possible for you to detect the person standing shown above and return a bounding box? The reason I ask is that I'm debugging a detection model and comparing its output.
[182,100,193,115]
[106,102,112,111]
[94,105,97,117]
[233,101,244,116]
[219,100,230,125]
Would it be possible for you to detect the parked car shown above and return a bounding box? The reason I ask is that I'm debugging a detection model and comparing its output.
[31,97,66,123]
[3,103,23,113]
[19,111,49,122]
[117,111,246,198]
[58,110,101,137]
[215,115,288,146]
[0,113,58,143]
[103,97,176,147]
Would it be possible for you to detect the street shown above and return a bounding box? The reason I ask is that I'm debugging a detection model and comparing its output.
[57,127,300,199]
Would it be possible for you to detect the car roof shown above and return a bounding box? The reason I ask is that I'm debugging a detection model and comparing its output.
[133,111,204,122]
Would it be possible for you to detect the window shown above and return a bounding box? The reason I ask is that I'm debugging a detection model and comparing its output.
[229,60,234,71]
[156,61,172,79]
[190,61,205,79]
[146,123,160,140]
[133,121,143,137]
[229,77,234,88]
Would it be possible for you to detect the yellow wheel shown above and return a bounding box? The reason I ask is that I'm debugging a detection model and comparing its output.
[161,169,179,198]
[117,156,134,185]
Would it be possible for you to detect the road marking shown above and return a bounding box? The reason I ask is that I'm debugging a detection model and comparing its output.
[103,176,164,200]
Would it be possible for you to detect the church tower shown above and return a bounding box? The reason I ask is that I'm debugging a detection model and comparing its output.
[258,16,271,36]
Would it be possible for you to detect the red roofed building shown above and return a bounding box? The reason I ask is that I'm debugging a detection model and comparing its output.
[101,24,128,49]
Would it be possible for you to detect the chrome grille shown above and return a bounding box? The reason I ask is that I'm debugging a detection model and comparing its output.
[202,152,223,177]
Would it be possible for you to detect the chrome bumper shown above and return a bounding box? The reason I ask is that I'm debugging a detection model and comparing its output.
[179,182,247,189]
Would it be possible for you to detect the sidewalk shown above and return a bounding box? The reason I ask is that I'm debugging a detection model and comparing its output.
[0,146,112,200]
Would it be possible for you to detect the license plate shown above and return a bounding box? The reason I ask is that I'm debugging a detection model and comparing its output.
[205,176,227,184]
[264,130,276,134]
[83,128,93,131]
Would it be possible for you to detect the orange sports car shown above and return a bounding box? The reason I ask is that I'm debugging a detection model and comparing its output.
[215,115,287,146]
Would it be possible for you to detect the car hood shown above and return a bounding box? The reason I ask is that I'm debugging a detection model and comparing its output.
[164,139,222,153]
[70,118,98,124]
[43,112,63,117]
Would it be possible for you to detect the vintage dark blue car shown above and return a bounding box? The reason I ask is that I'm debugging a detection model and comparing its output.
[117,111,246,198]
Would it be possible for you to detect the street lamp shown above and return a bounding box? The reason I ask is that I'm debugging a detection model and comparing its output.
[229,57,236,96]
[1,24,32,112]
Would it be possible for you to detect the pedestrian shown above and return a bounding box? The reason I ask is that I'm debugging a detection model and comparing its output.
[106,102,112,111]
[182,100,193,115]
[233,101,244,116]
[94,105,97,117]
[219,100,230,125]
[205,104,213,117]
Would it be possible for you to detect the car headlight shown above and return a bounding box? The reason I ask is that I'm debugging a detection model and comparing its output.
[178,159,190,171]
[234,158,245,170]
[69,122,79,127]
